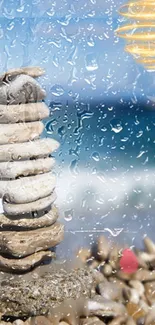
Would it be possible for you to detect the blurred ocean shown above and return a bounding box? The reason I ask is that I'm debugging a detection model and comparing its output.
[43,97,155,259]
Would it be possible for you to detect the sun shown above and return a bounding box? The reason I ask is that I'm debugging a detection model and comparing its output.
[115,1,155,71]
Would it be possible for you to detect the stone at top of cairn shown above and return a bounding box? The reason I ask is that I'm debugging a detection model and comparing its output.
[0,66,46,105]
[0,66,64,273]
[0,66,45,82]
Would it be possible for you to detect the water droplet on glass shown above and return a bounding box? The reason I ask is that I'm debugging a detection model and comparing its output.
[7,21,15,31]
[87,24,94,31]
[77,109,94,121]
[108,106,114,111]
[137,151,146,159]
[92,152,100,162]
[69,159,79,175]
[47,7,55,16]
[66,193,74,204]
[85,53,98,71]
[3,8,15,19]
[63,115,68,123]
[68,67,78,86]
[87,36,95,47]
[45,120,54,134]
[99,137,104,146]
[96,195,105,205]
[48,39,61,48]
[58,126,66,138]
[79,215,85,221]
[101,126,107,132]
[136,130,143,138]
[84,74,96,87]
[132,214,138,220]
[60,27,72,43]
[87,10,95,17]
[52,55,59,67]
[67,46,78,66]
[17,4,25,12]
[57,14,72,26]
[110,119,123,133]
[51,85,64,97]
[64,209,73,221]
[121,137,128,142]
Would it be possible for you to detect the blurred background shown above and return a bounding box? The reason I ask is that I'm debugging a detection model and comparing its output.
[1,0,155,258]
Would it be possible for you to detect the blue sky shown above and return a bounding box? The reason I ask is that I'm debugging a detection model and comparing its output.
[0,0,153,101]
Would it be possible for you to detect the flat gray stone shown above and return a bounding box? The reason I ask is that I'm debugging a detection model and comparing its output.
[3,192,57,216]
[0,222,64,257]
[0,121,44,145]
[0,157,55,179]
[0,205,58,229]
[0,74,46,105]
[0,250,55,273]
[0,102,49,124]
[0,138,59,162]
[0,172,56,204]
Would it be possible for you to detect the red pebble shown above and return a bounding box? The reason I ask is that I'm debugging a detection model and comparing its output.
[119,248,139,274]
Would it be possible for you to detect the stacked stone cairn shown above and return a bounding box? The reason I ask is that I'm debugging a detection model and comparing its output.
[0,66,64,273]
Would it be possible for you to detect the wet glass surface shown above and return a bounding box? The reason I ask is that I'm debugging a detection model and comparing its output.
[0,0,155,260]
